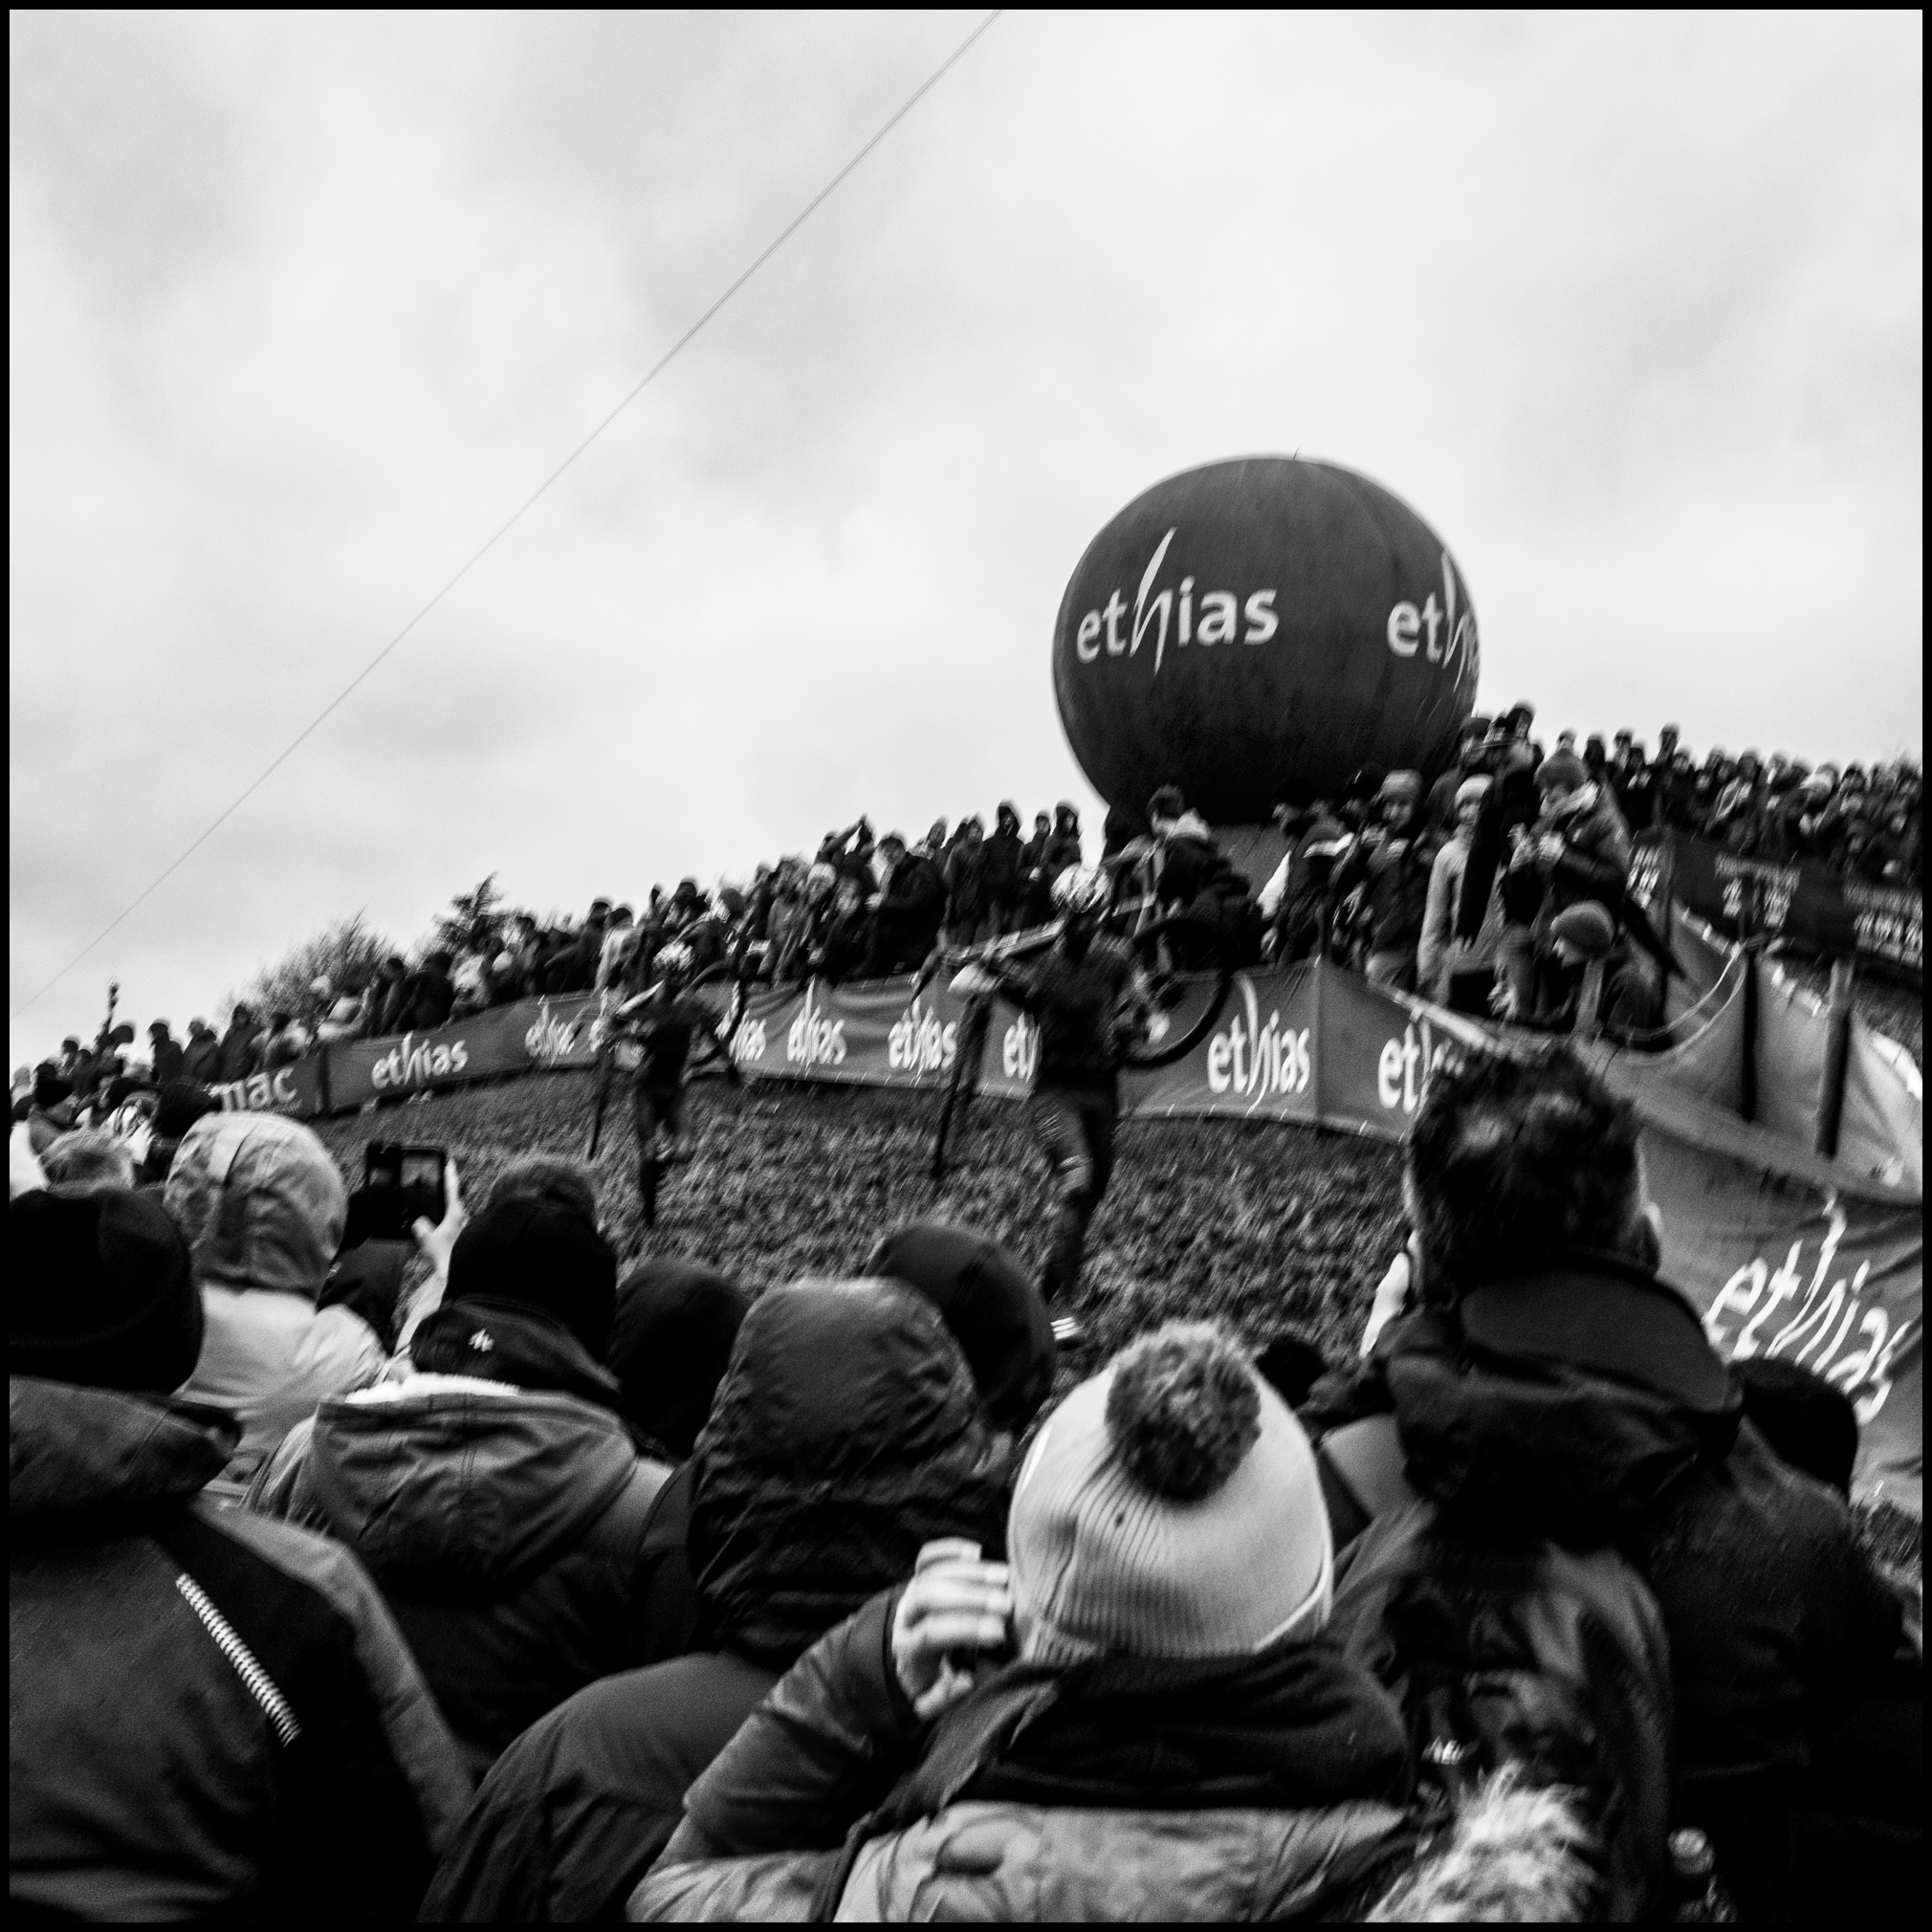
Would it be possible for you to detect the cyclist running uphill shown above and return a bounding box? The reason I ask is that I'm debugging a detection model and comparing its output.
[613,941,740,1228]
[952,866,1151,1346]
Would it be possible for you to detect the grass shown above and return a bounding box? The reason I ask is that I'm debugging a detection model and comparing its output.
[311,1059,1920,1578]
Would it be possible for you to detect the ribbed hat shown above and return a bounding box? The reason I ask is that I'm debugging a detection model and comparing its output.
[1008,1322,1332,1664]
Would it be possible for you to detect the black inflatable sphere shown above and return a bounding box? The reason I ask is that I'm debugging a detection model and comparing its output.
[1052,457,1480,823]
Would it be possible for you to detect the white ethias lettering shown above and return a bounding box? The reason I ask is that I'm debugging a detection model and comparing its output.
[1002,1013,1040,1084]
[1206,977,1312,1105]
[1077,530,1279,675]
[525,1000,584,1067]
[1702,1207,1918,1427]
[888,995,958,1077]
[786,986,847,1067]
[1375,1017,1449,1114]
[1386,553,1480,687]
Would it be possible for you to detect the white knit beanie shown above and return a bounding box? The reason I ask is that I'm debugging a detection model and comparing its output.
[1008,1322,1333,1665]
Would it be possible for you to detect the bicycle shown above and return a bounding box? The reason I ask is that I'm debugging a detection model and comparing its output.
[922,883,1239,1183]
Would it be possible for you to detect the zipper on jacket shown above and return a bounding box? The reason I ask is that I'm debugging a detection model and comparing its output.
[173,1571,302,1746]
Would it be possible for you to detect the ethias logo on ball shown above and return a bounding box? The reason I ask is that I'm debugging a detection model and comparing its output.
[1072,529,1276,673]
[1384,552,1479,685]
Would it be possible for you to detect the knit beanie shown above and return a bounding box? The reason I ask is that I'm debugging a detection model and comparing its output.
[867,1221,1056,1432]
[1537,750,1589,792]
[607,1258,750,1457]
[1009,1322,1332,1664]
[1549,900,1617,959]
[1454,775,1491,813]
[11,1186,203,1394]
[447,1196,618,1360]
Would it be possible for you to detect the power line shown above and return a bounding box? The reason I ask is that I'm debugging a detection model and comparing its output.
[14,11,1002,1021]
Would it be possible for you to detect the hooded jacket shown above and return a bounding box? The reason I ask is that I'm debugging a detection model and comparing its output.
[419,1278,1012,1923]
[247,1301,671,1776]
[1304,1255,1903,1835]
[168,1110,385,1487]
[632,1589,1416,1921]
[11,1375,469,1921]
[1537,782,1634,918]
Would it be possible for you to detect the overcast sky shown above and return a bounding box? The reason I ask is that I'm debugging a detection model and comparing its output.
[10,10,1922,1065]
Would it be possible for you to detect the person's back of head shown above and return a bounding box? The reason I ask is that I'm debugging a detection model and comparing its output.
[607,1258,750,1458]
[446,1194,618,1361]
[690,1277,1008,1664]
[865,1220,1054,1434]
[40,1128,138,1196]
[12,1185,203,1398]
[485,1153,601,1232]
[164,1109,348,1299]
[1407,1048,1650,1300]
[1010,1321,1331,1664]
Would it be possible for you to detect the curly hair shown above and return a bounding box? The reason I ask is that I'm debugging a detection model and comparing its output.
[1407,1047,1641,1297]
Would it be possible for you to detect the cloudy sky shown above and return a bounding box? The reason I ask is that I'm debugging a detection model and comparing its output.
[10,10,1922,1065]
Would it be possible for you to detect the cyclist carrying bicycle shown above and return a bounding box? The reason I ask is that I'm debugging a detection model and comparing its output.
[610,940,740,1227]
[952,865,1152,1341]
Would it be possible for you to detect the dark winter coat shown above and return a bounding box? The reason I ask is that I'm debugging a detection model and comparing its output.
[215,1015,263,1083]
[1303,1256,1903,1851]
[635,1589,1416,1921]
[182,1030,223,1083]
[982,822,1025,910]
[1331,825,1438,954]
[993,933,1144,1093]
[406,961,458,1031]
[247,1302,672,1776]
[419,1276,1012,1921]
[943,840,993,925]
[150,1033,187,1087]
[868,855,948,975]
[11,1376,470,1921]
[1539,784,1634,919]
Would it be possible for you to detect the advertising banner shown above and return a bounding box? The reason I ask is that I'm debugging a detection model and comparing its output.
[209,1054,328,1121]
[323,992,605,1109]
[1636,834,1921,981]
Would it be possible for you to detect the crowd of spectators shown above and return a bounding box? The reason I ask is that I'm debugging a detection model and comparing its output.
[14,719,1921,1118]
[12,1031,1918,1919]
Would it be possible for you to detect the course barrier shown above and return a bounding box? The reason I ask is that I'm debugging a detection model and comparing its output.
[1634,833,1921,981]
[213,954,1921,1513]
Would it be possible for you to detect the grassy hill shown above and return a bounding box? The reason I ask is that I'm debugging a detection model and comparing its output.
[310,1068,1407,1374]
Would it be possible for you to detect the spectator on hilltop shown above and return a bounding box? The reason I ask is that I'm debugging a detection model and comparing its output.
[1304,1049,1913,1922]
[1260,784,1350,965]
[214,1002,263,1084]
[419,1275,1013,1922]
[635,1321,1416,1923]
[147,1019,186,1087]
[259,1009,310,1068]
[867,832,948,977]
[1416,774,1503,1011]
[942,815,994,947]
[983,801,1027,934]
[180,1016,222,1083]
[1424,714,1492,837]
[11,1183,470,1921]
[1330,771,1438,992]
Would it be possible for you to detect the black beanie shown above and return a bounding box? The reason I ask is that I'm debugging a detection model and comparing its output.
[446,1197,618,1361]
[1736,1357,1859,1496]
[11,1187,203,1394]
[607,1260,750,1458]
[867,1221,1055,1432]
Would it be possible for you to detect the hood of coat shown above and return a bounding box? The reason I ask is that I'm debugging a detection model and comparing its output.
[691,1278,1010,1659]
[164,1110,347,1301]
[11,1375,238,1523]
[303,1372,641,1592]
[1381,1253,1743,1537]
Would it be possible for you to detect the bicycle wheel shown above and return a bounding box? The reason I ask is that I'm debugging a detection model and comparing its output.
[1121,914,1236,1068]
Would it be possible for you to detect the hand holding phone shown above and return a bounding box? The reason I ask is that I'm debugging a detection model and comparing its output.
[892,1539,1013,1722]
